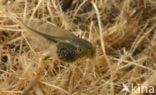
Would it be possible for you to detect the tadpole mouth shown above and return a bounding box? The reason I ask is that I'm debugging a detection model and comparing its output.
[87,46,96,58]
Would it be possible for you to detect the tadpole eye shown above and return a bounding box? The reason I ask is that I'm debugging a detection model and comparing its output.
[76,47,82,54]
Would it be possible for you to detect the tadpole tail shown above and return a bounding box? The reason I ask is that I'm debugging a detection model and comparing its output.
[6,12,58,43]
[16,19,58,43]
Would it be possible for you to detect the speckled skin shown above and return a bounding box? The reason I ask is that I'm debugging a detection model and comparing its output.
[8,17,96,62]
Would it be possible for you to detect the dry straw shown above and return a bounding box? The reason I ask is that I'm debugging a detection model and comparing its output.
[0,0,156,95]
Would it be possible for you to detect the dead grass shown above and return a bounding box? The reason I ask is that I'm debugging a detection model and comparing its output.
[0,0,156,95]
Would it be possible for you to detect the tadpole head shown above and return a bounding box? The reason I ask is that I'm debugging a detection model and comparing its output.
[74,39,96,59]
[56,38,96,62]
[57,43,77,62]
